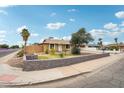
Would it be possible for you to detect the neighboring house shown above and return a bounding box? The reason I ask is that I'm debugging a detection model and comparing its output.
[119,44,124,51]
[105,43,124,51]
[42,37,71,52]
[26,37,71,54]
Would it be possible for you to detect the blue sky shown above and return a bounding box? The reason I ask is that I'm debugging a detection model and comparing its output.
[0,5,124,46]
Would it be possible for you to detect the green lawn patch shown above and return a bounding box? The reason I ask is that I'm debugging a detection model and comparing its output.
[38,54,79,60]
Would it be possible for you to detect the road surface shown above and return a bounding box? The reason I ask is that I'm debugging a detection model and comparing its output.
[13,56,124,88]
[0,49,19,58]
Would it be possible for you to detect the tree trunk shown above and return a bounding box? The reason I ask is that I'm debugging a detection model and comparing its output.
[24,41,27,55]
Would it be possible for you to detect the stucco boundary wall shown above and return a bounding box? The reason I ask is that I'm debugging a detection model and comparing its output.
[23,53,110,71]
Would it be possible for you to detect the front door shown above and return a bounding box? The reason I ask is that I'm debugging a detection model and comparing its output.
[58,45,62,52]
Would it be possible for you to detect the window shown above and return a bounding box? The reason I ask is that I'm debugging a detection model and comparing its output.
[50,44,54,49]
[66,44,70,49]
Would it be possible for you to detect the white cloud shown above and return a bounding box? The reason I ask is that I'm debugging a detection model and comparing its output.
[103,41,111,45]
[120,29,124,33]
[0,39,8,44]
[62,36,71,40]
[108,31,120,37]
[104,22,118,30]
[115,11,124,18]
[16,41,24,47]
[31,33,39,37]
[0,30,6,38]
[50,12,56,17]
[0,10,7,15]
[39,39,44,43]
[17,25,27,33]
[69,18,75,22]
[46,22,66,30]
[0,30,6,34]
[0,5,10,8]
[67,9,77,12]
[90,29,108,38]
[0,34,6,38]
[120,21,124,26]
[0,40,4,44]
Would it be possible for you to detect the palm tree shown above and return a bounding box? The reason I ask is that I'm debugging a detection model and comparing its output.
[114,37,119,51]
[20,28,30,54]
[98,38,103,49]
[114,37,118,44]
[98,38,102,42]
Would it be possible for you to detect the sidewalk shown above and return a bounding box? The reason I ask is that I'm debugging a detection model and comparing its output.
[0,53,124,86]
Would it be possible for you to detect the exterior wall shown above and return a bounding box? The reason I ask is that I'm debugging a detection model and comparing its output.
[26,43,71,54]
[26,45,43,54]
[42,44,49,52]
[55,44,58,51]
[23,53,110,71]
[43,44,71,52]
[120,46,124,51]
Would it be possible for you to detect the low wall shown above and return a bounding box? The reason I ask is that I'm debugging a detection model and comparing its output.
[23,53,110,71]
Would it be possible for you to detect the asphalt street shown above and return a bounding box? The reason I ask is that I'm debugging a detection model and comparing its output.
[0,49,18,58]
[15,57,124,88]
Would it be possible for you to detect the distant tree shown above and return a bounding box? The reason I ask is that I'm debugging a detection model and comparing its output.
[10,45,19,49]
[70,28,94,54]
[0,44,9,49]
[114,37,119,51]
[114,37,118,44]
[20,28,30,54]
[33,43,39,45]
[97,38,103,50]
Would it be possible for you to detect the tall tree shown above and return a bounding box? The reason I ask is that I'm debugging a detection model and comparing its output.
[70,28,94,54]
[71,28,94,47]
[20,28,30,54]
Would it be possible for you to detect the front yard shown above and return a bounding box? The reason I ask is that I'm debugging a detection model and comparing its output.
[38,54,79,60]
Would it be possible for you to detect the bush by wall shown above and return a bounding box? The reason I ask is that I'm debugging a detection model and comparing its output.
[71,47,80,55]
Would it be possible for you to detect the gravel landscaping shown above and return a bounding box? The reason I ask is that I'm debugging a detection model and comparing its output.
[5,56,24,68]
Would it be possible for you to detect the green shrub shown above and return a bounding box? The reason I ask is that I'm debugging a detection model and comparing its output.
[17,50,24,57]
[59,53,64,58]
[71,47,80,55]
[50,48,55,55]
[108,46,119,51]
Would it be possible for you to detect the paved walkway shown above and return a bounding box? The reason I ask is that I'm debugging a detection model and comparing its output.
[0,53,124,87]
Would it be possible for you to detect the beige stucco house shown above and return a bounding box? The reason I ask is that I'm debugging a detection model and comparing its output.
[26,37,71,54]
[42,37,71,52]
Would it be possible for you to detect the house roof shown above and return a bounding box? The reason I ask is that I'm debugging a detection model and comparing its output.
[106,43,124,47]
[42,39,70,45]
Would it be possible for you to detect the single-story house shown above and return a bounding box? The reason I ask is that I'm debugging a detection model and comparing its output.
[105,43,124,51]
[26,37,71,54]
[42,37,71,52]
